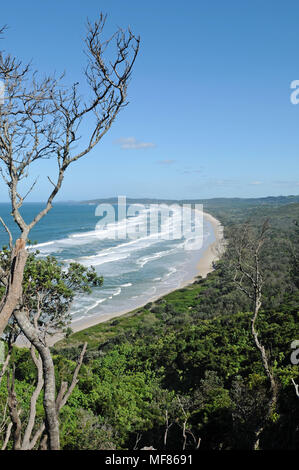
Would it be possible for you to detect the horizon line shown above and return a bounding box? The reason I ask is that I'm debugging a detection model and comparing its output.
[0,194,298,204]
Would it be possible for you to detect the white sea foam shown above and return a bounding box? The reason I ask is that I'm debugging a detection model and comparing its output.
[79,252,130,267]
[136,248,176,268]
[113,287,122,296]
[85,298,107,314]
[163,267,177,279]
[33,205,213,322]
[32,241,55,248]
[33,205,204,260]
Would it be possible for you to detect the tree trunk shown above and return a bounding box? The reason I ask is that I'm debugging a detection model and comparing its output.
[251,286,278,450]
[7,367,22,450]
[0,244,27,337]
[13,310,60,450]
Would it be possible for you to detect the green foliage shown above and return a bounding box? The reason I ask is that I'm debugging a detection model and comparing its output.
[60,408,116,450]
[0,248,103,333]
[49,287,299,449]
[52,199,299,449]
[1,197,299,450]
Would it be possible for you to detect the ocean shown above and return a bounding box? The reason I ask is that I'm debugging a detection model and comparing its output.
[0,202,215,326]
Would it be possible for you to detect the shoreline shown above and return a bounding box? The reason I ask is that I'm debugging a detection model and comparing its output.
[53,211,224,341]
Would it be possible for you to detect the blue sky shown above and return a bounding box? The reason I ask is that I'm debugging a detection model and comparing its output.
[1,0,299,201]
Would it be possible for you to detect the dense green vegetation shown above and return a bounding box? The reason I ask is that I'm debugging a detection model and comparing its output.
[1,197,299,450]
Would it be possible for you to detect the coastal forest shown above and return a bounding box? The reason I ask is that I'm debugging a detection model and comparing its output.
[1,195,298,450]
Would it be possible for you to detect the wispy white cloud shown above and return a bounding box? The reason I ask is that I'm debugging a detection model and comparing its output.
[249,181,263,185]
[115,137,156,150]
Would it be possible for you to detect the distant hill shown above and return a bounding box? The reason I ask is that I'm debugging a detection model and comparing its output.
[81,195,299,208]
[80,195,299,225]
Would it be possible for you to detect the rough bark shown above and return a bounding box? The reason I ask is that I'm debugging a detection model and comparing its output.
[29,342,87,450]
[7,366,22,450]
[0,338,13,386]
[21,346,44,450]
[13,310,60,450]
[0,243,27,337]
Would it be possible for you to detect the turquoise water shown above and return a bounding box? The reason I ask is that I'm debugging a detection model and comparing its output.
[0,202,215,324]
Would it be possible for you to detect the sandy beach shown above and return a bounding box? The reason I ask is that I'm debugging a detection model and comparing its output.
[195,212,224,278]
[64,211,225,336]
[18,210,224,348]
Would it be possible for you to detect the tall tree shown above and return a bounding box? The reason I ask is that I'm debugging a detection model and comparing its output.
[0,14,140,450]
[0,250,103,450]
[228,220,278,449]
[0,13,140,338]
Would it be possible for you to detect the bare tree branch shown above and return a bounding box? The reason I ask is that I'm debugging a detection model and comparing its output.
[21,346,44,449]
[56,342,87,411]
[7,365,22,450]
[230,220,278,450]
[0,14,139,343]
[291,378,299,398]
[0,216,12,250]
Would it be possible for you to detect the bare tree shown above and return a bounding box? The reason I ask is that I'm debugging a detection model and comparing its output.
[176,396,201,451]
[230,220,278,449]
[1,342,87,450]
[0,324,19,387]
[0,13,140,450]
[0,246,102,450]
[163,409,174,447]
[0,13,140,337]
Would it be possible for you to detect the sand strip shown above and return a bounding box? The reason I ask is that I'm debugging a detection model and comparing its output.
[58,211,225,337]
[17,211,224,347]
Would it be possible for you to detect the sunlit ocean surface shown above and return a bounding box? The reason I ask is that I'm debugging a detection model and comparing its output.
[0,202,215,323]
